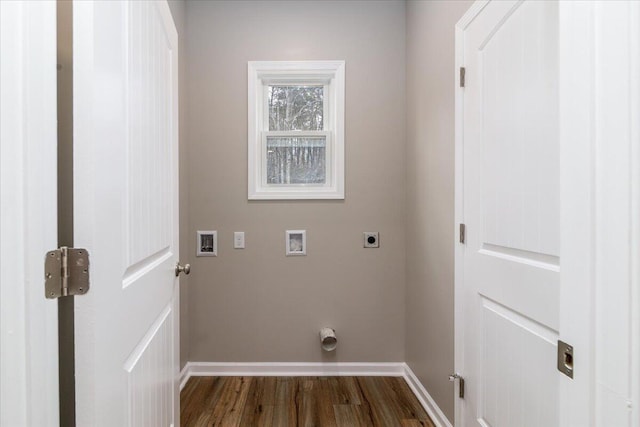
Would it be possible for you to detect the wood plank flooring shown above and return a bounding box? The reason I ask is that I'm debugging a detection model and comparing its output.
[181,376,435,427]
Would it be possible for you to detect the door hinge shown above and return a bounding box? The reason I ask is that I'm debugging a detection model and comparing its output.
[459,223,466,244]
[557,340,574,378]
[460,67,466,88]
[449,373,465,398]
[44,247,90,299]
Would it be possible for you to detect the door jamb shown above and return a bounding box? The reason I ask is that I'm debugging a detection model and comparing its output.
[453,3,490,426]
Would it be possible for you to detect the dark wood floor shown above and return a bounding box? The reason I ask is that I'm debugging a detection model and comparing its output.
[180,376,435,427]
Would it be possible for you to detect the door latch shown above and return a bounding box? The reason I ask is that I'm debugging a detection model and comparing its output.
[449,373,465,398]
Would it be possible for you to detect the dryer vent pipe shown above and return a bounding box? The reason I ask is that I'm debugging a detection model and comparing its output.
[319,327,337,352]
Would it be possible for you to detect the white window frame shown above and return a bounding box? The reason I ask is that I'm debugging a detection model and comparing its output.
[248,60,345,200]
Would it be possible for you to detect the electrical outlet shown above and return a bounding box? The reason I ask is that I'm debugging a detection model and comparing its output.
[363,232,379,248]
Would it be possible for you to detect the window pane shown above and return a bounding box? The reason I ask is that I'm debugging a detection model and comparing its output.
[268,86,323,131]
[266,137,326,184]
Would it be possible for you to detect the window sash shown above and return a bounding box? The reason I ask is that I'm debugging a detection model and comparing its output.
[260,81,332,187]
[261,131,332,187]
[262,83,330,132]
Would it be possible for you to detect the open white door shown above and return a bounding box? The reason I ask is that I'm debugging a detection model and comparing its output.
[0,1,59,425]
[457,2,640,426]
[455,1,560,425]
[73,1,181,425]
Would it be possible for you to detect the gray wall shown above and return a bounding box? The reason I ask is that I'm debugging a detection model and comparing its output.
[405,0,472,422]
[167,0,190,369]
[184,0,406,363]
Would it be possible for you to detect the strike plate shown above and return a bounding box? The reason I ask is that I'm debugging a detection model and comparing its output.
[557,340,574,379]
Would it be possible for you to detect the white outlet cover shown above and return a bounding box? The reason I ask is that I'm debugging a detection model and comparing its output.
[197,230,217,256]
[363,232,379,248]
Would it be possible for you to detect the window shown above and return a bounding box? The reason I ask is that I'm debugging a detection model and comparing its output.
[248,61,345,199]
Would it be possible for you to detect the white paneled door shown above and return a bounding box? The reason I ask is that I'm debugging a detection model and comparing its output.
[73,1,180,425]
[456,1,560,426]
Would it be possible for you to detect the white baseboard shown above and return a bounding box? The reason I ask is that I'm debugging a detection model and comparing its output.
[179,361,451,427]
[180,361,405,384]
[179,363,191,391]
[402,364,453,427]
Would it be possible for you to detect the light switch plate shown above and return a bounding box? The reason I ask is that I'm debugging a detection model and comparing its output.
[234,232,245,249]
[197,230,217,256]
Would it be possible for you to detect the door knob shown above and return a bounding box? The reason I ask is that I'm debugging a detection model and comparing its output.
[175,262,191,277]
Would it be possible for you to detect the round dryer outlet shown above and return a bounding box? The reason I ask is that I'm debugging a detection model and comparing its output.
[363,232,379,248]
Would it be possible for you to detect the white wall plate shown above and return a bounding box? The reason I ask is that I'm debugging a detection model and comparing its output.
[285,230,306,256]
[363,232,379,248]
[196,230,217,257]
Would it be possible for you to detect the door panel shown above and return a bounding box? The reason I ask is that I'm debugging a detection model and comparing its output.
[480,0,559,258]
[73,1,179,425]
[480,298,558,427]
[124,306,174,427]
[124,0,174,288]
[125,0,174,275]
[461,1,560,426]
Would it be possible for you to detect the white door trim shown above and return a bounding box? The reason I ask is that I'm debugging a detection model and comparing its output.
[454,3,489,426]
[559,2,640,426]
[0,1,59,425]
[557,2,596,424]
[631,3,640,424]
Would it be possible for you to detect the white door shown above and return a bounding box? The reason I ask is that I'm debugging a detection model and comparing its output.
[456,1,560,426]
[0,1,59,426]
[73,1,180,425]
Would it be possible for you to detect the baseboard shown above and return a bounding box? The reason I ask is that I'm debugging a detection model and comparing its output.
[179,361,451,427]
[179,363,191,391]
[402,365,453,427]
[180,361,405,385]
